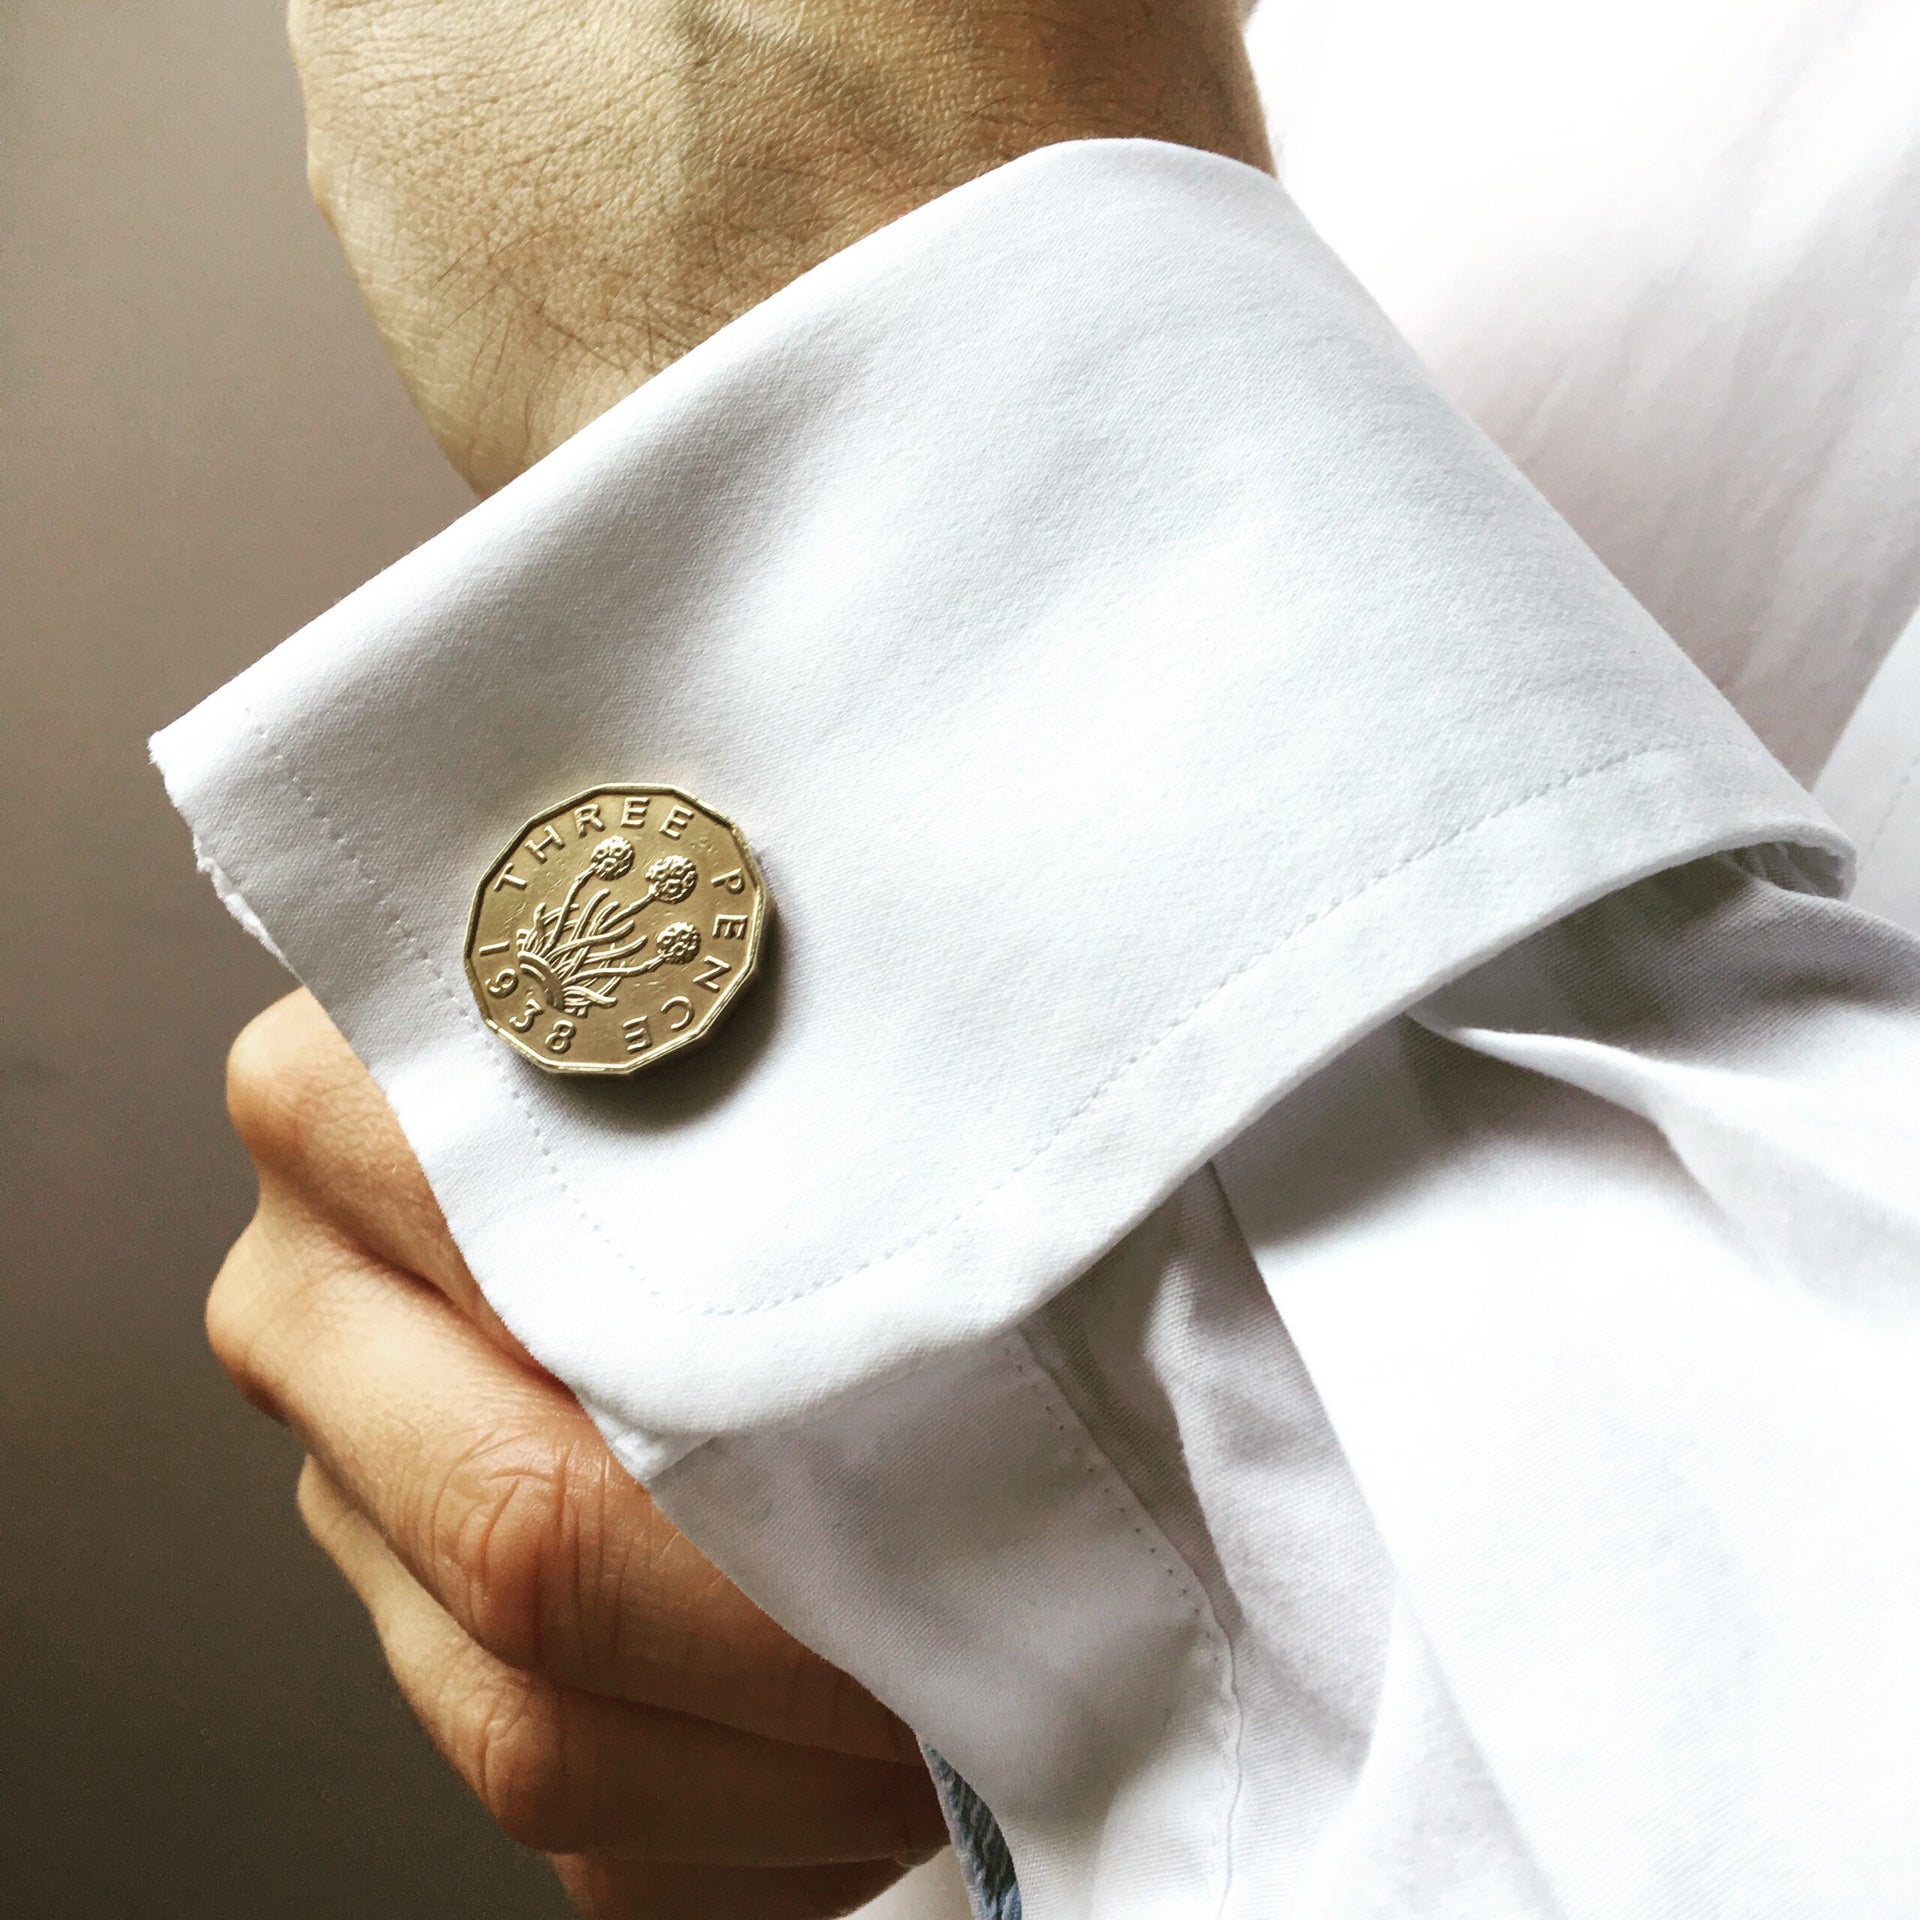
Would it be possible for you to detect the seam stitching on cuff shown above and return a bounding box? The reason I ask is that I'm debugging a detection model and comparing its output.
[238,718,1791,1315]
[1006,1327,1242,1914]
[236,699,652,1293]
[728,735,1782,1305]
[1856,743,1920,866]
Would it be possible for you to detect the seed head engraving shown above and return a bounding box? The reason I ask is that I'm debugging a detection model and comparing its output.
[646,854,699,903]
[513,873,651,1016]
[656,921,701,964]
[470,786,767,1073]
[507,832,712,1018]
[588,835,636,880]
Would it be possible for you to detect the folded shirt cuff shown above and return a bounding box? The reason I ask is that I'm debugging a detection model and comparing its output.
[151,138,1845,1466]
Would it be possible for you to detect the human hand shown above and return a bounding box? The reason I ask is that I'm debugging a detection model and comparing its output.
[288,0,1271,491]
[210,990,946,1919]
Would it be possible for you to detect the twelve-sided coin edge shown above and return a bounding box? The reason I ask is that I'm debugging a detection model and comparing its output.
[463,783,769,1077]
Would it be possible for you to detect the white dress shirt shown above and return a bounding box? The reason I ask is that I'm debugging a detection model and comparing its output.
[153,46,1920,1920]
[1253,0,1920,783]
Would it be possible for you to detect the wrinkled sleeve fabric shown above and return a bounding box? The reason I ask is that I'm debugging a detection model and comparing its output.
[151,139,1841,1469]
[152,137,1920,1918]
[1214,859,1920,1920]
[666,855,1920,1920]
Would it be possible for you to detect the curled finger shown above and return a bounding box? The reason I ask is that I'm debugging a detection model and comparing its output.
[298,1459,945,1867]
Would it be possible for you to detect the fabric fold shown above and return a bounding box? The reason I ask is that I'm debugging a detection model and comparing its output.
[152,138,1844,1459]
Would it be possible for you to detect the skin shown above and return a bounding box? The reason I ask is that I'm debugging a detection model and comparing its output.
[217,5,1273,1914]
[216,992,944,1917]
[288,0,1272,491]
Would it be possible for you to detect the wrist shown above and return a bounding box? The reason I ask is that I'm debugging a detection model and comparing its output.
[294,0,1270,493]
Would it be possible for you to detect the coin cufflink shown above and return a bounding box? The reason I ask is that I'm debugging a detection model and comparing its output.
[464,785,769,1075]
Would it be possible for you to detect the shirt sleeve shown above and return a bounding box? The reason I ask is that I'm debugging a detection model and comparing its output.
[1219,854,1920,1916]
[647,854,1920,1920]
[150,136,1843,1475]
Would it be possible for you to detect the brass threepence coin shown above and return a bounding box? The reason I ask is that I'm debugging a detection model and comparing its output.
[465,785,769,1075]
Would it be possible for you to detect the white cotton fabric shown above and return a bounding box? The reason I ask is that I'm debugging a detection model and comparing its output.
[1819,608,1920,928]
[1250,0,1920,782]
[666,862,1920,1920]
[1223,867,1920,1919]
[151,127,1920,1920]
[151,141,1839,1458]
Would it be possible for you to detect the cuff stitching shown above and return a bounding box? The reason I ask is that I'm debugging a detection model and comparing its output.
[236,700,653,1295]
[778,736,1746,1305]
[241,718,1779,1316]
[1005,1328,1242,1916]
[1856,743,1920,867]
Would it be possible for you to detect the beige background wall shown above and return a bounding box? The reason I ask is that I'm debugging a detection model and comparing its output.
[0,3,538,1913]
[1,4,961,1914]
